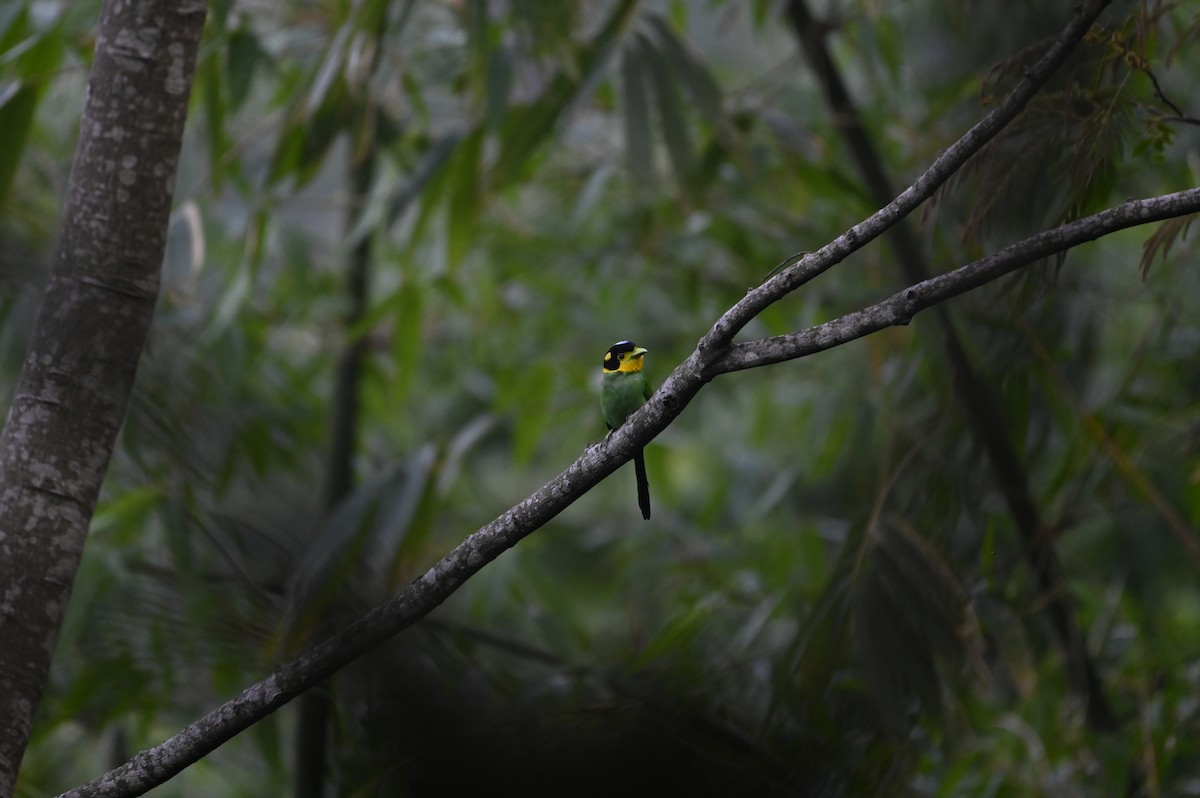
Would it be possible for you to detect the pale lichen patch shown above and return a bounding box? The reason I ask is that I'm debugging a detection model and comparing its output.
[165,42,187,95]
[119,154,138,186]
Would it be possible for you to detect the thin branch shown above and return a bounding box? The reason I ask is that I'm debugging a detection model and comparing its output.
[1141,63,1186,118]
[697,0,1113,354]
[61,4,1117,796]
[708,189,1200,375]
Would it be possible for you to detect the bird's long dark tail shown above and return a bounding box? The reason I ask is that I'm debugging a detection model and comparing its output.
[634,449,651,520]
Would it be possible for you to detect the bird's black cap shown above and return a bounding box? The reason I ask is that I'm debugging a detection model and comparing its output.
[603,340,641,371]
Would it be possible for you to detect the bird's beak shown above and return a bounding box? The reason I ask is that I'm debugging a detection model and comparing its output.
[632,347,648,357]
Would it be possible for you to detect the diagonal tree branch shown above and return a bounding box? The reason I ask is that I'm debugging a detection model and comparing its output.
[61,3,1121,796]
[65,188,1200,798]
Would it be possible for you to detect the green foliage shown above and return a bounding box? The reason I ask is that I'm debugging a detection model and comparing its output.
[0,6,65,209]
[3,0,1200,795]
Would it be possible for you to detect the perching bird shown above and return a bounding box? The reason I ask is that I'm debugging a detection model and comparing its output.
[601,341,652,520]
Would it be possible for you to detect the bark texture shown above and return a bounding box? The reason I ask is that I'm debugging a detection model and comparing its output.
[0,2,206,793]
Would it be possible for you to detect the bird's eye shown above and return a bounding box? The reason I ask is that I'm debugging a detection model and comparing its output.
[619,353,626,360]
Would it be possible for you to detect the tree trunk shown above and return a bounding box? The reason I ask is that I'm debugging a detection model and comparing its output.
[0,2,206,793]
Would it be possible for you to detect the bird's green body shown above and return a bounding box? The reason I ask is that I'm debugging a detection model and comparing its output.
[601,369,651,430]
[601,341,652,520]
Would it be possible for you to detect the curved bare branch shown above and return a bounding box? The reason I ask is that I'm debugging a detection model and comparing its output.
[708,189,1200,375]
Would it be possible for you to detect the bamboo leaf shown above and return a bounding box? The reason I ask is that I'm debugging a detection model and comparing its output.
[205,208,267,340]
[484,46,513,130]
[644,14,724,134]
[268,80,352,188]
[226,25,264,111]
[0,6,25,44]
[384,132,460,238]
[373,445,437,573]
[620,34,655,192]
[639,30,694,191]
[282,465,414,646]
[446,127,485,269]
[307,21,352,116]
[465,0,489,106]
[0,81,37,207]
[91,487,166,540]
[511,0,579,64]
[490,0,638,189]
[0,17,63,207]
[389,276,424,402]
[201,51,228,193]
[568,162,617,230]
[1140,213,1196,280]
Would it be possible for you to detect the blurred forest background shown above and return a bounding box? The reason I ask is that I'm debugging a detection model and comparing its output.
[3,0,1200,795]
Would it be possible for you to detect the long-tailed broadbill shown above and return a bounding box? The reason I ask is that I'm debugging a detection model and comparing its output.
[600,341,652,520]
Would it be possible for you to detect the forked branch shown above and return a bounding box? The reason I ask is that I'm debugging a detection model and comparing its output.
[709,188,1200,375]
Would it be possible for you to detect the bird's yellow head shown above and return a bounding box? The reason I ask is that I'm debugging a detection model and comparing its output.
[603,341,648,373]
